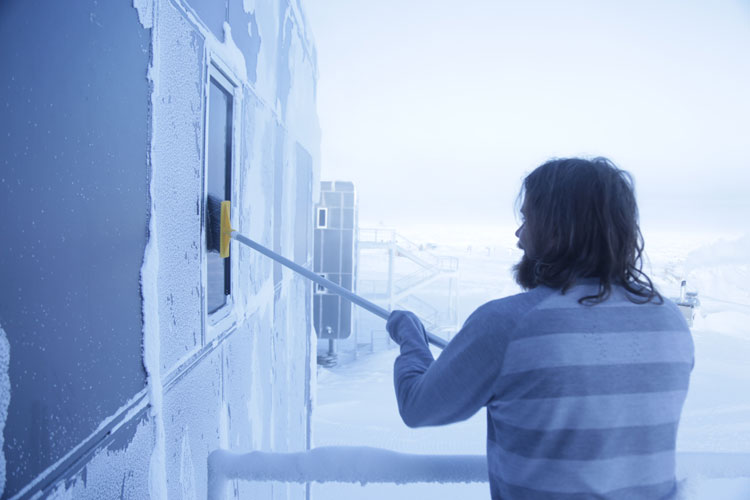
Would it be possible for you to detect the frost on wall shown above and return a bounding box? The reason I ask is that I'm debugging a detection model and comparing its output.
[0,0,316,496]
[44,414,154,499]
[133,0,154,28]
[142,124,168,499]
[139,0,319,498]
[0,325,9,496]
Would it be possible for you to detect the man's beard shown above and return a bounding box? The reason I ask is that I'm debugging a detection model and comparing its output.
[513,253,537,290]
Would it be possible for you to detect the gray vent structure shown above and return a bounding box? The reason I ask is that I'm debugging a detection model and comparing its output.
[313,181,358,340]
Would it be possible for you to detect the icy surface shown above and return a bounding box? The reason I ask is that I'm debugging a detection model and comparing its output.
[139,1,319,499]
[0,325,9,496]
[207,22,248,84]
[46,415,154,499]
[313,228,750,499]
[142,68,168,500]
[133,0,154,28]
[140,1,168,496]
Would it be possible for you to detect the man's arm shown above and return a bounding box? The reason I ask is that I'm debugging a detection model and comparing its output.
[388,305,511,428]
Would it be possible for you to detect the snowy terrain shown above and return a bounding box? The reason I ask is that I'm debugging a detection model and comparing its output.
[311,226,750,499]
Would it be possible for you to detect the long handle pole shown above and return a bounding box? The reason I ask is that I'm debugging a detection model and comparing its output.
[231,232,448,349]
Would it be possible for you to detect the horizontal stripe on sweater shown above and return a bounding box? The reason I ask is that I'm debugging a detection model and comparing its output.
[488,440,676,493]
[491,476,676,500]
[501,330,693,375]
[517,304,686,338]
[488,390,687,430]
[498,362,693,399]
[489,420,678,460]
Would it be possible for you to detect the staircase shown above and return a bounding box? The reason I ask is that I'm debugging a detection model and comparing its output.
[357,228,459,339]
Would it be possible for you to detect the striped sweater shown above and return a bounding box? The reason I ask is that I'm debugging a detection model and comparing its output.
[390,282,694,499]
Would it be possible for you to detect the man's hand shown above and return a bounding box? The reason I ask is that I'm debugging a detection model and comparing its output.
[386,310,429,346]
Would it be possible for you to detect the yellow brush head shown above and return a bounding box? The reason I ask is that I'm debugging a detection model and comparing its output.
[220,200,233,258]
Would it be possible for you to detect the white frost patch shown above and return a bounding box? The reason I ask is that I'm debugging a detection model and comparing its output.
[47,485,74,500]
[219,402,230,449]
[142,193,167,499]
[179,427,197,500]
[242,0,256,37]
[11,389,150,498]
[247,294,275,451]
[133,0,154,29]
[234,272,275,333]
[142,4,167,494]
[205,22,248,84]
[0,325,9,496]
[308,302,318,450]
[249,0,281,105]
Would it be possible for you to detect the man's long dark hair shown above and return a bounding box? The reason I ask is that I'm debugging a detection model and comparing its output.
[513,157,661,305]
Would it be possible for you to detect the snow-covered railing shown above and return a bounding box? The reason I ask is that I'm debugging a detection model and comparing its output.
[206,446,487,499]
[207,447,750,499]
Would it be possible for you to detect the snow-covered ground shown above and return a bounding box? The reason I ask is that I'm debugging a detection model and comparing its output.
[312,227,750,499]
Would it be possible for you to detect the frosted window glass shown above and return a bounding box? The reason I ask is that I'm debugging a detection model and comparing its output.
[207,78,232,314]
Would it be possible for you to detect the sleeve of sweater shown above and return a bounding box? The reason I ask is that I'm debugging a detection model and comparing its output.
[392,302,512,428]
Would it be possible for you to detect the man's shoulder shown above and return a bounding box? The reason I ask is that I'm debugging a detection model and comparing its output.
[658,296,692,331]
[455,288,556,347]
[470,287,557,323]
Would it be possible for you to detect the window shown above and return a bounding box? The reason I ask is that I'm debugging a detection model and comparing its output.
[206,68,234,314]
[315,274,327,294]
[317,207,328,229]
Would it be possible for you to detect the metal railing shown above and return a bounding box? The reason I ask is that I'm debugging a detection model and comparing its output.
[393,267,440,295]
[206,447,750,499]
[207,446,487,499]
[358,228,458,273]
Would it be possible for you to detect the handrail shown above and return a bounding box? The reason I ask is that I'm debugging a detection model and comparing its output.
[207,447,750,499]
[207,446,487,499]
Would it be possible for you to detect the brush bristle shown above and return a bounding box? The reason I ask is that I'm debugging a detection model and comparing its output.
[206,195,222,252]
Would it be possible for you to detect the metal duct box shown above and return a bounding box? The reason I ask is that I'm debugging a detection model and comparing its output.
[313,181,358,339]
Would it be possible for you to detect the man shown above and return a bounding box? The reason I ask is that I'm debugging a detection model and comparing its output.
[386,157,694,499]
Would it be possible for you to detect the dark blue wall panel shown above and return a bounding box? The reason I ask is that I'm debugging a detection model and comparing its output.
[0,1,150,496]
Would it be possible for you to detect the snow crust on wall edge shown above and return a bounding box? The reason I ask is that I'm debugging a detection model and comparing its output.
[141,0,168,497]
[133,0,154,28]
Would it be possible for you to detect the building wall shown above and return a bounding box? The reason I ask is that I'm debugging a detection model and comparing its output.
[0,0,320,498]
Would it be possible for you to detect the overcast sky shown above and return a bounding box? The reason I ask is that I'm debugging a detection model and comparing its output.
[307,0,750,236]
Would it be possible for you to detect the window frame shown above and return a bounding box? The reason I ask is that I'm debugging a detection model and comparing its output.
[201,56,242,342]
